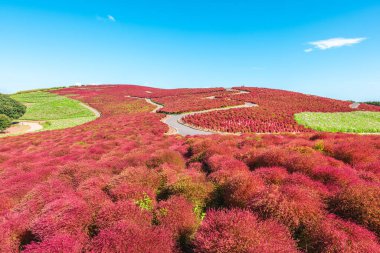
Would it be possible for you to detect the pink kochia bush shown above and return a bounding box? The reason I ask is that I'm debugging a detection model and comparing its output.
[30,194,91,240]
[95,201,152,230]
[1,85,380,252]
[305,214,380,253]
[329,182,380,236]
[154,195,198,250]
[90,221,175,253]
[211,170,265,208]
[249,184,325,231]
[182,86,380,133]
[205,154,249,172]
[23,234,85,253]
[193,209,299,253]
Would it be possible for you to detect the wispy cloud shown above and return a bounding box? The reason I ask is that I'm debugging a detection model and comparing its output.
[305,37,366,52]
[107,15,116,22]
[96,15,116,22]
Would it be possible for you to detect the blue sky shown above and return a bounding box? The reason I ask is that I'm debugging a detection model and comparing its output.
[0,0,379,101]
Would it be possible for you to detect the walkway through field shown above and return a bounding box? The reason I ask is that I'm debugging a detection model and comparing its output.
[145,88,256,136]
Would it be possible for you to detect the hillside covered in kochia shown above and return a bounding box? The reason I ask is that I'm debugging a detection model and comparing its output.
[1,85,380,252]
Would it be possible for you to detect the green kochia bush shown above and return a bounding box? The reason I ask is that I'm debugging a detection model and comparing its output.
[0,93,26,119]
[0,114,12,131]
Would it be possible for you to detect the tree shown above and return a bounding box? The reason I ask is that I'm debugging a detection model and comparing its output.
[0,114,12,131]
[0,94,26,119]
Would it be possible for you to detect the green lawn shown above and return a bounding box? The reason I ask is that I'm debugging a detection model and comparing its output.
[11,91,97,131]
[295,111,380,133]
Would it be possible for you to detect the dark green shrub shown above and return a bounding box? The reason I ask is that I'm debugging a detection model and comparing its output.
[0,114,12,131]
[365,101,380,106]
[0,94,26,119]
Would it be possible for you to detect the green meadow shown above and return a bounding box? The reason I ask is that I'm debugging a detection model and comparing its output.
[11,91,97,130]
[295,111,380,133]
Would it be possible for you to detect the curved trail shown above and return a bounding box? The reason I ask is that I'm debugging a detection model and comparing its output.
[20,122,44,132]
[145,88,256,136]
[79,102,101,118]
[0,121,43,137]
[1,102,101,138]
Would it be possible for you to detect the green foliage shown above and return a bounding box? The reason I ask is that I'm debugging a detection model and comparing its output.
[295,111,380,133]
[135,193,153,211]
[11,91,95,120]
[0,93,26,119]
[11,91,97,131]
[13,87,66,94]
[193,204,206,220]
[313,140,325,152]
[0,114,12,131]
[365,101,380,106]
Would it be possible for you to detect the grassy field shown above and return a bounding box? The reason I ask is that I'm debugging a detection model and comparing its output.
[295,111,380,133]
[11,91,97,130]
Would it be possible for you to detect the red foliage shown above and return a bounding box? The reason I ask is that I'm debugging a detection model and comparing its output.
[154,196,198,241]
[183,86,380,133]
[0,85,379,251]
[211,170,265,208]
[90,221,175,253]
[153,91,243,113]
[193,209,299,253]
[248,145,344,175]
[95,201,152,230]
[30,194,91,240]
[205,154,249,173]
[305,215,380,253]
[249,184,326,232]
[23,234,86,253]
[252,166,289,185]
[329,182,380,236]
[324,137,380,172]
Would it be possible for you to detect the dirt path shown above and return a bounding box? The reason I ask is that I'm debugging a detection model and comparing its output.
[349,102,360,109]
[21,121,44,132]
[0,121,44,137]
[79,102,101,117]
[144,98,163,113]
[1,103,100,138]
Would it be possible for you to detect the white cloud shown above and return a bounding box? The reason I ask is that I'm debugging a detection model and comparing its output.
[305,37,366,52]
[97,15,116,22]
[107,15,116,22]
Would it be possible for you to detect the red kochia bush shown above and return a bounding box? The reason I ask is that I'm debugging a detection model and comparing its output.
[90,221,175,253]
[249,184,325,232]
[248,146,343,175]
[205,154,249,173]
[23,234,86,253]
[95,201,152,230]
[305,215,380,253]
[193,209,299,253]
[311,166,360,191]
[252,166,289,185]
[155,195,198,246]
[163,170,214,213]
[329,182,380,236]
[31,194,91,240]
[213,170,265,208]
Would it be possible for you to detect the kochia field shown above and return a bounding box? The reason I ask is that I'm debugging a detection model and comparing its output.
[1,85,380,253]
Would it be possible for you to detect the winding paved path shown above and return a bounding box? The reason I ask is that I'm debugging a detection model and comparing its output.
[146,99,257,136]
[163,102,256,136]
